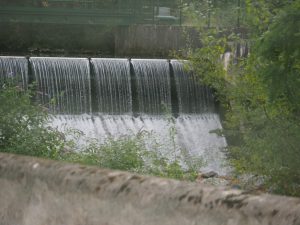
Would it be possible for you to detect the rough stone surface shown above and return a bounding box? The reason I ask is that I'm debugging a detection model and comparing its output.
[0,153,300,225]
[0,24,201,58]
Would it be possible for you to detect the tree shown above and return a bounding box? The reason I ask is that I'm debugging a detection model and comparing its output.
[258,1,300,113]
[187,0,300,196]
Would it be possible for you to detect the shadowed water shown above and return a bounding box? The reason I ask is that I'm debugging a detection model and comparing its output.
[91,58,132,114]
[171,60,215,114]
[30,57,91,114]
[131,59,171,114]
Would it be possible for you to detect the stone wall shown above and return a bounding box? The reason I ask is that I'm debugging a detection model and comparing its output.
[0,23,115,57]
[0,24,200,58]
[0,153,299,225]
[114,25,201,58]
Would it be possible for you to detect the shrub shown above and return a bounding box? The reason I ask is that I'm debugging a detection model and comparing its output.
[0,83,66,159]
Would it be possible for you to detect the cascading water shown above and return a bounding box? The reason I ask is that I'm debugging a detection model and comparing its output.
[0,56,229,174]
[171,60,215,114]
[91,58,132,114]
[223,52,231,71]
[131,59,171,114]
[0,56,28,89]
[30,57,91,114]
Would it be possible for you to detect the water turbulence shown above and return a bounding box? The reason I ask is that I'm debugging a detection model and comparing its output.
[52,113,227,173]
[0,56,229,174]
[0,56,28,89]
[30,57,91,114]
[91,58,132,114]
[131,59,171,114]
[51,58,228,174]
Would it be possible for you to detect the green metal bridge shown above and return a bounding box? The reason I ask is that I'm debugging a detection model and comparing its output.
[0,0,182,25]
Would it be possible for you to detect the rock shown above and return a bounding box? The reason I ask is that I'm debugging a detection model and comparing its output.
[201,171,218,179]
[237,174,266,192]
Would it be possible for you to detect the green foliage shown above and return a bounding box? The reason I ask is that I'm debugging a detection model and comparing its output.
[258,2,300,112]
[0,83,66,159]
[84,135,146,172]
[182,0,245,30]
[188,34,228,101]
[61,132,201,181]
[188,0,300,196]
[245,0,294,34]
[229,2,300,196]
[224,57,300,195]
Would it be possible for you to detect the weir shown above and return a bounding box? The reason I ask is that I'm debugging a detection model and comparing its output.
[0,56,228,174]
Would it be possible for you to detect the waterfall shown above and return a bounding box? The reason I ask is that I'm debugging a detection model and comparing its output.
[0,56,28,89]
[223,52,231,71]
[171,60,215,114]
[91,58,132,114]
[131,59,171,114]
[0,56,229,174]
[30,57,91,114]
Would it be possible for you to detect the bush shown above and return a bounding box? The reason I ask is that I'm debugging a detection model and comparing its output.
[188,1,300,196]
[63,131,202,181]
[0,83,66,159]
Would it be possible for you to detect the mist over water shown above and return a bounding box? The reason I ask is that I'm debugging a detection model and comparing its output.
[0,56,229,175]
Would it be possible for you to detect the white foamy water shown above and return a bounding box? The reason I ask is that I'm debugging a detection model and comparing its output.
[51,113,229,175]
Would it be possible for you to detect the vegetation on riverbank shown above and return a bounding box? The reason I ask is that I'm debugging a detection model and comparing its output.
[184,0,300,196]
[0,83,202,181]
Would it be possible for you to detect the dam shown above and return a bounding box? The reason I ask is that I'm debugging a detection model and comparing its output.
[0,56,228,174]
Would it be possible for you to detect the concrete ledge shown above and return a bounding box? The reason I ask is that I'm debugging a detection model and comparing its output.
[0,153,299,225]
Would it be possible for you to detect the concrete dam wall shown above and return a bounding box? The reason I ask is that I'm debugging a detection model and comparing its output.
[0,24,200,58]
[0,153,299,225]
